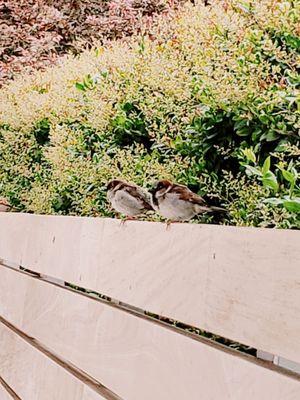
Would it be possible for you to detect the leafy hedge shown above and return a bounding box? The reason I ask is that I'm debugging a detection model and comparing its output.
[0,0,299,228]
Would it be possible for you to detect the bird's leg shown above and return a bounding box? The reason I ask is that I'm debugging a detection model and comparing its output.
[166,220,172,230]
[113,212,123,222]
[165,220,183,230]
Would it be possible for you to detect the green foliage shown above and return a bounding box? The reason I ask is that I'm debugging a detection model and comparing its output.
[111,102,151,148]
[0,0,299,228]
[240,146,300,220]
[75,74,100,92]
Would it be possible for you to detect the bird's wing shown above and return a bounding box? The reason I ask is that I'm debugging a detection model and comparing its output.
[172,184,206,206]
[123,185,154,211]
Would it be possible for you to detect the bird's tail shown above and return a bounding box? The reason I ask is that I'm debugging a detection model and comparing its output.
[209,206,227,213]
[196,205,227,214]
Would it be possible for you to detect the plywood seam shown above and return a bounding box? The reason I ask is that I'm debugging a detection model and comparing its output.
[0,375,21,400]
[0,315,123,400]
[1,262,300,383]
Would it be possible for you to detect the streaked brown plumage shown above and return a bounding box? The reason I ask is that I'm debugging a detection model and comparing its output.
[107,179,153,218]
[150,180,226,222]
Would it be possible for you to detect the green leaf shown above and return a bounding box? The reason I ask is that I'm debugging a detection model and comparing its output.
[245,165,262,177]
[259,114,269,124]
[281,169,295,185]
[274,141,288,152]
[262,156,270,175]
[100,69,108,78]
[283,198,300,213]
[283,34,300,51]
[95,47,103,57]
[261,130,279,142]
[236,127,250,137]
[75,82,86,91]
[263,197,284,206]
[242,148,256,163]
[262,171,278,192]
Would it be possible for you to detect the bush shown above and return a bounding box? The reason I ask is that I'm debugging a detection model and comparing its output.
[0,0,174,85]
[0,0,299,228]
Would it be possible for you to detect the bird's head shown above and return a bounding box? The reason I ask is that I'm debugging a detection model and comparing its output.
[106,179,124,192]
[150,180,173,198]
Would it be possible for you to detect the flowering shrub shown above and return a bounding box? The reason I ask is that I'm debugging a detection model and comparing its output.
[0,0,299,227]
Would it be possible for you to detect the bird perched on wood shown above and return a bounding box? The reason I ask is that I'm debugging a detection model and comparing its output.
[0,198,13,212]
[106,179,153,220]
[150,180,226,222]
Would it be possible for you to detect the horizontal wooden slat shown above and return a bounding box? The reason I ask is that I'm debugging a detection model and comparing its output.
[0,322,107,400]
[0,380,17,400]
[1,266,300,400]
[0,214,300,363]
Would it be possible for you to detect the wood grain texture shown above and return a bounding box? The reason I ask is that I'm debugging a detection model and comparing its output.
[0,379,18,400]
[0,322,107,400]
[0,266,300,400]
[0,214,300,363]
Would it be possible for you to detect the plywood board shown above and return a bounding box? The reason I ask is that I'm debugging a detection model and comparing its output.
[0,380,17,400]
[0,321,107,400]
[0,266,299,400]
[0,214,300,362]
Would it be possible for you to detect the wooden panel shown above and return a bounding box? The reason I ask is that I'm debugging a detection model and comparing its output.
[0,381,17,400]
[0,214,300,363]
[0,267,300,400]
[83,387,110,400]
[0,322,108,400]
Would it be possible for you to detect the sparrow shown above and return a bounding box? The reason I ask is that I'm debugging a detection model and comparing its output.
[0,198,13,212]
[150,180,226,222]
[106,179,153,219]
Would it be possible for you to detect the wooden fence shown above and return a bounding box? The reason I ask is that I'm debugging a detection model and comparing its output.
[0,213,300,399]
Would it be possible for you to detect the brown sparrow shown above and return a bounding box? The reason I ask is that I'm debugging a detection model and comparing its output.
[0,198,13,212]
[107,179,153,218]
[150,180,226,222]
